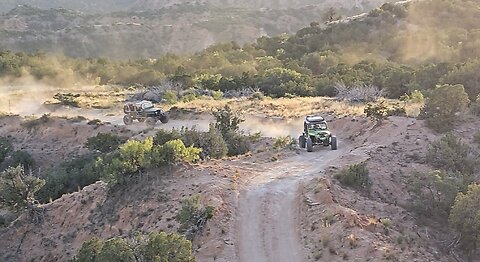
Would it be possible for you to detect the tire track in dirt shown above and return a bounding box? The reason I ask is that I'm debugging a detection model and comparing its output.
[236,146,350,262]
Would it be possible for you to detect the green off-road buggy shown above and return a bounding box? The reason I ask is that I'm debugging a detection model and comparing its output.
[299,116,337,152]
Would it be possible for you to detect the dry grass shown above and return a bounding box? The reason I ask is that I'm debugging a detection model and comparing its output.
[368,217,378,226]
[404,102,422,117]
[2,83,424,118]
[347,234,358,248]
[170,97,423,118]
[171,97,365,118]
[75,91,126,109]
[63,86,130,109]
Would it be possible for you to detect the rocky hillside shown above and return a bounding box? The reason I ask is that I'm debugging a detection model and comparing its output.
[1,112,477,261]
[0,1,395,58]
[1,0,394,13]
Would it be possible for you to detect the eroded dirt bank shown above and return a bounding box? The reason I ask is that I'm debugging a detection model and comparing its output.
[0,114,467,262]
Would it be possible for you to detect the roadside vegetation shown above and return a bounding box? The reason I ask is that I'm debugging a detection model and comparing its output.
[1,108,243,259]
[407,132,480,260]
[2,1,480,106]
[0,136,35,172]
[335,162,372,192]
[72,231,195,262]
[0,106,246,228]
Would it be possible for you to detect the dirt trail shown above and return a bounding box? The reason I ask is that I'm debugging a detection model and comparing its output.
[236,145,350,262]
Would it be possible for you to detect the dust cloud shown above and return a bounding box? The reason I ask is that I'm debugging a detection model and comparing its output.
[0,82,305,137]
[0,76,100,117]
[396,0,464,63]
[241,116,303,137]
[331,0,466,64]
[0,77,56,115]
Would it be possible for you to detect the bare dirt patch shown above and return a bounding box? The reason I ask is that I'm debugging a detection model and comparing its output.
[0,115,135,170]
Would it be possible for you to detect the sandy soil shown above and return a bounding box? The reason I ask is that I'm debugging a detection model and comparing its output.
[236,147,350,262]
[230,117,373,262]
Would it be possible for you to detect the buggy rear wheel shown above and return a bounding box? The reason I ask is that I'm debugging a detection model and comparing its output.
[331,136,337,150]
[306,137,313,152]
[145,117,157,128]
[123,115,133,125]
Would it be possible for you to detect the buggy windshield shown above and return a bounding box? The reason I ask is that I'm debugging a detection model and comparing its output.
[309,122,327,130]
[136,101,154,110]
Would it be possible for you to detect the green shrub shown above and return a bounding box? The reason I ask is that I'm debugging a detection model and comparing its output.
[0,136,13,164]
[99,137,201,185]
[335,162,372,191]
[155,126,228,159]
[213,105,244,137]
[163,90,178,104]
[381,218,392,228]
[95,152,128,186]
[181,93,198,103]
[223,131,250,156]
[177,127,202,147]
[73,237,103,262]
[408,170,462,216]
[0,166,45,212]
[420,84,469,133]
[37,155,99,202]
[72,237,137,262]
[97,238,134,262]
[388,104,407,117]
[85,133,124,153]
[364,101,406,122]
[119,137,154,173]
[248,132,263,143]
[143,232,195,262]
[53,93,80,107]
[99,138,155,185]
[273,135,295,149]
[365,102,389,121]
[175,195,214,240]
[21,114,51,129]
[250,91,265,100]
[182,125,228,159]
[427,133,477,175]
[211,106,249,156]
[211,90,224,100]
[73,232,195,262]
[153,139,201,166]
[154,129,181,145]
[1,150,35,171]
[407,90,425,103]
[449,184,480,258]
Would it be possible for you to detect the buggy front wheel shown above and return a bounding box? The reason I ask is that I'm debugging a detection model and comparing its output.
[331,136,337,150]
[123,115,133,125]
[306,137,313,152]
[159,114,169,124]
[299,135,306,148]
